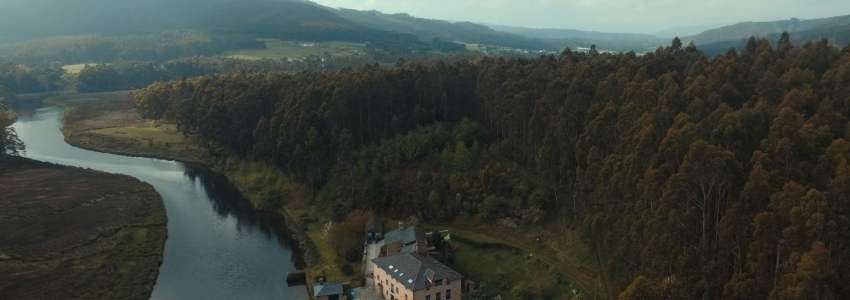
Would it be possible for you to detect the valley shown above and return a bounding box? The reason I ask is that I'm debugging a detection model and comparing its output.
[1,0,849,299]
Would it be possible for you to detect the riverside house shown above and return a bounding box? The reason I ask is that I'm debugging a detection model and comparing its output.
[372,252,463,300]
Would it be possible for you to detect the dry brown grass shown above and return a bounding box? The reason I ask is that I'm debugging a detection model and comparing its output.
[44,91,209,163]
[0,156,166,299]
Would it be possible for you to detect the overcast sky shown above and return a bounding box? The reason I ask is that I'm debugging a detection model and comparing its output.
[311,0,847,34]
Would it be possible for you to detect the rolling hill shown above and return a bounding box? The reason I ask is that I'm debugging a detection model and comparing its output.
[0,0,418,45]
[684,15,850,46]
[326,8,556,50]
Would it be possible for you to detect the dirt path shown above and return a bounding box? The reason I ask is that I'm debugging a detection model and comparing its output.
[363,239,384,287]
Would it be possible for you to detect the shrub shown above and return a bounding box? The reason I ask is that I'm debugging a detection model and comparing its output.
[256,187,280,211]
[344,245,361,262]
[340,263,354,275]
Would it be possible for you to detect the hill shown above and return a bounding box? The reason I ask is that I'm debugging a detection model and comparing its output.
[485,24,663,42]
[0,0,224,38]
[696,21,850,57]
[685,15,850,46]
[326,8,556,50]
[0,0,418,45]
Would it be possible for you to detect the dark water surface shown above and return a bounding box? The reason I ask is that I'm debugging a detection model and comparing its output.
[10,103,309,300]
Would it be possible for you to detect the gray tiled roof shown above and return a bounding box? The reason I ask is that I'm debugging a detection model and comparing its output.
[399,243,417,254]
[372,253,463,291]
[384,226,425,246]
[365,218,383,233]
[314,283,344,297]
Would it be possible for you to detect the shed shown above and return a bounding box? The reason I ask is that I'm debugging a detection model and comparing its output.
[314,283,345,300]
[365,218,382,240]
[465,279,476,291]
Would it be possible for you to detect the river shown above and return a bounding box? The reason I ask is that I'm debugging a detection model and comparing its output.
[10,103,310,300]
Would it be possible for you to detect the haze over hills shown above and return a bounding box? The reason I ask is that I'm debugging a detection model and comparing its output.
[318,8,556,50]
[1,0,849,57]
[0,0,227,37]
[653,23,734,39]
[483,24,664,42]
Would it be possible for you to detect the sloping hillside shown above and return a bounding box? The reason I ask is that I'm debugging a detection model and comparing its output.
[0,0,417,45]
[328,8,555,50]
[198,1,419,44]
[685,15,850,45]
[486,24,663,42]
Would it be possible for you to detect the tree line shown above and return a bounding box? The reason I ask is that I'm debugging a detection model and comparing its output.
[0,92,25,158]
[130,36,850,299]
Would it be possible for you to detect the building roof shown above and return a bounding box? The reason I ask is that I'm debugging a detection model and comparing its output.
[365,218,383,233]
[372,253,463,291]
[314,283,345,297]
[384,226,426,246]
[399,243,417,254]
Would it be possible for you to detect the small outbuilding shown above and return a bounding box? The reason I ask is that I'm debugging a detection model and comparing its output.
[465,279,476,291]
[313,283,346,300]
[365,218,383,241]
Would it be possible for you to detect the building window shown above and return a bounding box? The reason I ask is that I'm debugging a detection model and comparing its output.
[446,289,452,299]
[436,292,442,300]
[391,284,394,293]
[426,296,430,300]
[386,280,389,285]
[435,279,443,286]
[396,287,399,293]
[378,275,380,281]
[405,295,408,300]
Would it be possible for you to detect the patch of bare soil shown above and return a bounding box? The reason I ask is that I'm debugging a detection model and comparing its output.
[0,156,166,300]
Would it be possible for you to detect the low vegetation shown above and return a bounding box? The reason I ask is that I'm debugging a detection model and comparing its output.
[221,39,366,61]
[0,156,167,299]
[44,91,208,163]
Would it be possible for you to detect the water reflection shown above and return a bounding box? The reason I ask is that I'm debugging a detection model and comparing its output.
[10,102,309,299]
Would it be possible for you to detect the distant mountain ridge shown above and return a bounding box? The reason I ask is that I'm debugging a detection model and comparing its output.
[684,15,850,46]
[482,23,664,42]
[324,8,556,50]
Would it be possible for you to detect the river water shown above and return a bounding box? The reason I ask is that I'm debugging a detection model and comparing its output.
[10,103,309,300]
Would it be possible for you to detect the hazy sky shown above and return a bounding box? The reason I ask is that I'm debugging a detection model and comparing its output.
[312,0,847,34]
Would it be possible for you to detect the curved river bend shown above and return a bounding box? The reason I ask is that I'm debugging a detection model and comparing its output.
[11,104,309,300]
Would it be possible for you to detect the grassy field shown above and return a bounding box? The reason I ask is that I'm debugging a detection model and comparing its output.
[44,91,208,163]
[0,156,167,299]
[62,64,89,74]
[221,39,366,60]
[417,222,605,299]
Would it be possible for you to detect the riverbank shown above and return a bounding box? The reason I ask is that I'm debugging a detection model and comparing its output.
[0,156,167,299]
[43,91,210,164]
[47,92,608,298]
[46,93,333,291]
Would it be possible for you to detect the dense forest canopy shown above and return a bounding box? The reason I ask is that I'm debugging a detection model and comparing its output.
[131,37,850,298]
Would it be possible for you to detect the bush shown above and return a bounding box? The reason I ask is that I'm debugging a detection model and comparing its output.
[344,245,361,262]
[256,187,280,211]
[340,263,354,275]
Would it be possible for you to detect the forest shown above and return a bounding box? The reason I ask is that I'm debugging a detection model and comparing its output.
[129,34,850,298]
